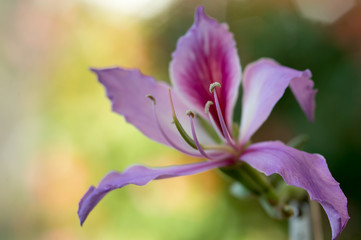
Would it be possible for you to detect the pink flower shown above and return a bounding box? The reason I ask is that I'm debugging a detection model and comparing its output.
[78,7,348,239]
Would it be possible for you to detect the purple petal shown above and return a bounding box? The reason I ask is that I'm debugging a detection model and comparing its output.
[289,69,317,121]
[241,141,349,240]
[92,67,212,150]
[78,158,234,225]
[170,6,241,132]
[239,59,317,145]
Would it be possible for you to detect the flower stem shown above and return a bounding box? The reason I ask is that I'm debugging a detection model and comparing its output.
[221,162,300,221]
[241,162,279,206]
[220,162,279,206]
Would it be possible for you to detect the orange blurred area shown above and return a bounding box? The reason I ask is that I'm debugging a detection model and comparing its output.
[1,0,360,239]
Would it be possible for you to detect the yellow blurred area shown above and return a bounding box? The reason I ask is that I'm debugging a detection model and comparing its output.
[0,1,235,239]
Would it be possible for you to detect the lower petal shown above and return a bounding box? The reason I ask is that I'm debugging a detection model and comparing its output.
[78,158,234,225]
[241,141,349,240]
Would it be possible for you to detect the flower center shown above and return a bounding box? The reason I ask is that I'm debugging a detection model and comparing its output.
[146,82,240,160]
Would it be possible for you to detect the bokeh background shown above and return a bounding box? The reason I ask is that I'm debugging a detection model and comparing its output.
[1,0,360,239]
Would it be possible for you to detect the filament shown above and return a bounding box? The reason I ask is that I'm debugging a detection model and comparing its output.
[188,111,215,160]
[210,84,238,151]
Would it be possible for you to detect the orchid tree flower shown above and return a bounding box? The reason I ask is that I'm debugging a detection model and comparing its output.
[78,6,348,239]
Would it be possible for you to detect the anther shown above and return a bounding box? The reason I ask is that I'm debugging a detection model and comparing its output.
[146,94,156,104]
[186,110,195,118]
[209,82,221,93]
[204,101,214,114]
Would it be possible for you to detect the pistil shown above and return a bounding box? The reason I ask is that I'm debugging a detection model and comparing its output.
[146,94,201,157]
[168,89,198,150]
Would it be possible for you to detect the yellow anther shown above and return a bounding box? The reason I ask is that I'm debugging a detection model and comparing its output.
[209,82,221,93]
[204,101,214,114]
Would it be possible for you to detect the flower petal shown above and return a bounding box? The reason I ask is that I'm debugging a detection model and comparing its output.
[241,141,349,240]
[170,6,241,131]
[239,59,317,145]
[92,67,213,150]
[78,159,234,225]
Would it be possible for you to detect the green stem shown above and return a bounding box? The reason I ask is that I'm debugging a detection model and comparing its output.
[241,163,278,206]
[220,162,279,206]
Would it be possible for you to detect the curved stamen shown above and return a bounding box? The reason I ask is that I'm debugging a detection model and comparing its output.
[146,95,202,157]
[204,102,237,154]
[204,101,213,115]
[209,82,221,93]
[146,94,156,104]
[205,101,227,142]
[209,83,239,150]
[187,111,215,160]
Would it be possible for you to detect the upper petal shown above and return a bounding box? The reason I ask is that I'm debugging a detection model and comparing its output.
[241,141,349,240]
[170,6,241,131]
[239,59,317,145]
[78,158,234,225]
[92,67,213,151]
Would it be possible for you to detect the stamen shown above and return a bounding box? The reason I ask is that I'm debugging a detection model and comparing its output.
[209,82,221,93]
[204,101,213,114]
[211,85,239,151]
[146,94,156,104]
[146,95,201,157]
[168,89,176,116]
[168,89,198,150]
[204,100,228,143]
[205,109,227,143]
[188,111,214,160]
[186,110,194,118]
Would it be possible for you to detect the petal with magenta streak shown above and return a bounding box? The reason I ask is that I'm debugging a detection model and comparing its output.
[170,6,241,132]
[92,67,214,151]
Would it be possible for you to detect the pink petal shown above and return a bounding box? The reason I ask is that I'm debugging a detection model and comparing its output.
[170,6,241,132]
[241,141,349,240]
[78,158,234,225]
[92,67,211,150]
[239,59,317,145]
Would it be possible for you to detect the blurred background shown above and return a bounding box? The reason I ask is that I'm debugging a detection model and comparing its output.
[1,0,360,239]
